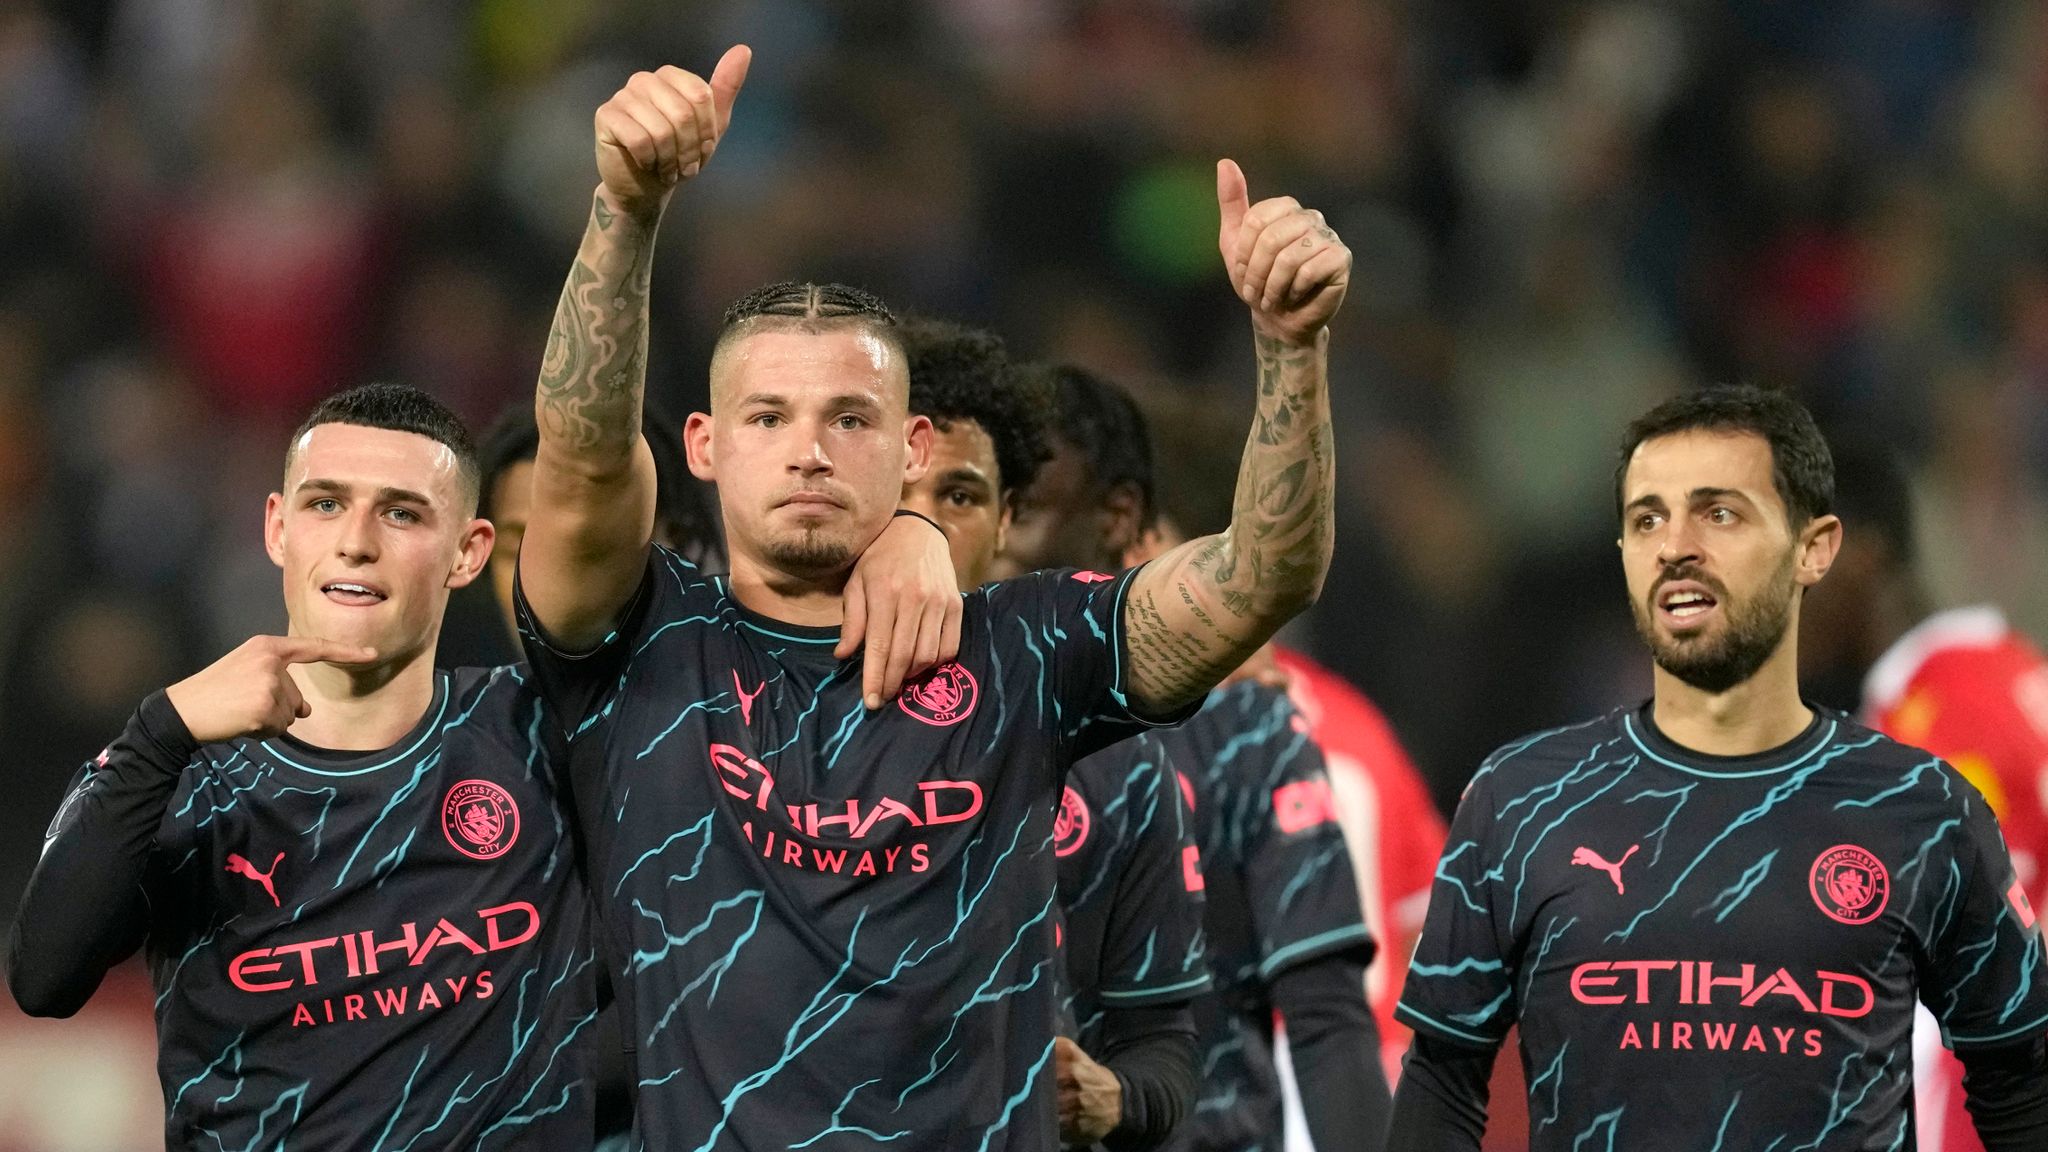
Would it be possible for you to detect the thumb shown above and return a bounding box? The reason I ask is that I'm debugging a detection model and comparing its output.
[1216,158,1250,251]
[710,45,752,135]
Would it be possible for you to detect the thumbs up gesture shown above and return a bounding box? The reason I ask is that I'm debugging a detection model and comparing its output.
[593,46,752,220]
[1216,159,1352,346]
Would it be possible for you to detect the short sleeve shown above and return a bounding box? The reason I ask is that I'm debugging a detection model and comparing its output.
[1920,792,2048,1050]
[1096,740,1213,1007]
[515,545,692,740]
[983,565,1198,759]
[1395,769,1517,1050]
[1235,692,1375,981]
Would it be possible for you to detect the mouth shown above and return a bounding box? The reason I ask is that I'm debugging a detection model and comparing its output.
[1653,580,1719,631]
[778,491,845,514]
[321,580,388,607]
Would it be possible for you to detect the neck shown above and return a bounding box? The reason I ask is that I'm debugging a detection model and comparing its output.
[285,646,438,751]
[725,550,851,627]
[1650,632,1813,757]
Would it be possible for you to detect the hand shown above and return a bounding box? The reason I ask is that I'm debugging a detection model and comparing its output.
[1055,1037,1123,1145]
[1220,641,1292,691]
[164,636,379,744]
[593,46,751,219]
[837,515,964,709]
[1216,159,1352,346]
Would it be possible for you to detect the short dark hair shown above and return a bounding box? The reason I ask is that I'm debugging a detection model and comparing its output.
[476,400,723,566]
[1826,434,1916,568]
[289,383,480,509]
[900,316,1053,495]
[712,282,905,385]
[1615,384,1834,528]
[1024,363,1156,525]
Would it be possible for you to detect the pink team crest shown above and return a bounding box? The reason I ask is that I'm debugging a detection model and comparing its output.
[899,662,979,727]
[1055,787,1091,857]
[442,779,520,861]
[1810,844,1890,925]
[1071,571,1115,583]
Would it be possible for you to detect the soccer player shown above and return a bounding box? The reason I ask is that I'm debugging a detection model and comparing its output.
[1003,363,1390,1152]
[1389,386,2048,1150]
[7,384,602,1149]
[895,316,1210,1150]
[513,47,1348,1149]
[1800,440,2048,1152]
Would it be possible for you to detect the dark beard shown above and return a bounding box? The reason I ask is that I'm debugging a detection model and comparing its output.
[1631,555,1796,694]
[762,528,854,576]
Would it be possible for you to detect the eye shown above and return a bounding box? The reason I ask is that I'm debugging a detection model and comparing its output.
[945,489,977,508]
[1706,506,1737,525]
[752,413,782,429]
[835,414,865,431]
[387,507,421,525]
[1633,512,1663,533]
[311,498,341,514]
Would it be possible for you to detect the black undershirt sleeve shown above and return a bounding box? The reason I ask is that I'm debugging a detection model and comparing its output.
[1093,1004,1199,1152]
[1957,1033,2048,1151]
[7,691,195,1017]
[1385,1033,1496,1152]
[1271,952,1393,1152]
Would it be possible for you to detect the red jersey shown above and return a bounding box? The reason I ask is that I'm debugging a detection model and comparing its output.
[1274,647,1447,1080]
[1862,606,2048,1152]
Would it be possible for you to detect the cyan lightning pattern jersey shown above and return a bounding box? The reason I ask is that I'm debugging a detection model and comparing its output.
[1055,731,1211,1048]
[51,667,596,1150]
[1398,704,2048,1152]
[1161,682,1374,1152]
[517,548,1183,1151]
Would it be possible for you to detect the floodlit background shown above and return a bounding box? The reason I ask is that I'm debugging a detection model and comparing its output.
[3,1,2047,1147]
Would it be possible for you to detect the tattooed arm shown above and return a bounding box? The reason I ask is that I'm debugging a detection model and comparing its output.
[1123,161,1348,715]
[521,50,750,650]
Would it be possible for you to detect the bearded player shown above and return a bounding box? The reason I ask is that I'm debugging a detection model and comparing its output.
[512,47,1345,1149]
[1389,387,2048,1150]
[895,316,1210,1151]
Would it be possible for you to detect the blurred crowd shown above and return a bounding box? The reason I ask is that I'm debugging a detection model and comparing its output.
[4,0,2048,927]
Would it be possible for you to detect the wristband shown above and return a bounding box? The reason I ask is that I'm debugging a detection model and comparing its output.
[893,508,945,534]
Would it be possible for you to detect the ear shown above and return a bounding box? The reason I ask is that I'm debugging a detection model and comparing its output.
[1101,482,1146,562]
[264,493,287,568]
[902,413,934,485]
[1796,513,1843,588]
[685,411,716,481]
[445,518,498,589]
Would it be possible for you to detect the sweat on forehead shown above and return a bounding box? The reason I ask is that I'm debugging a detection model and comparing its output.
[708,320,909,407]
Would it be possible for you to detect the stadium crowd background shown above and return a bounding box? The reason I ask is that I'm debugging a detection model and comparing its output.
[1,0,2046,1147]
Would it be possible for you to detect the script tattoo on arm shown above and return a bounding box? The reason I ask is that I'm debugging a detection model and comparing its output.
[1124,331,1335,712]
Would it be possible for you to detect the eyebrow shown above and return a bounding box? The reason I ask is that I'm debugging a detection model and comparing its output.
[936,466,995,490]
[297,478,436,507]
[1624,486,1756,514]
[735,393,884,412]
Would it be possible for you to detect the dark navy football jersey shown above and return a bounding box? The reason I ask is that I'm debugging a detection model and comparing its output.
[1398,704,2048,1151]
[1159,682,1374,1152]
[54,667,597,1150]
[517,547,1183,1151]
[1055,731,1211,1048]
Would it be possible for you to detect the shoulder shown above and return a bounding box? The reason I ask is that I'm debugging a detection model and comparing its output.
[1468,711,1631,793]
[1822,710,2000,815]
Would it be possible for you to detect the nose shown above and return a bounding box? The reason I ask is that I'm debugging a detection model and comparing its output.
[1656,515,1701,570]
[790,422,834,478]
[336,504,380,564]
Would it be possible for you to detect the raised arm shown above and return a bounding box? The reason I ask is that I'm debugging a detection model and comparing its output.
[521,50,750,650]
[1122,160,1347,714]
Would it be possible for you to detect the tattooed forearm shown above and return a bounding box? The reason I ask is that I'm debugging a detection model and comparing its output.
[535,194,658,464]
[1126,329,1335,710]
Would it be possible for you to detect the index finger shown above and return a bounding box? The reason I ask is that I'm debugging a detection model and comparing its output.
[709,45,752,136]
[274,637,379,666]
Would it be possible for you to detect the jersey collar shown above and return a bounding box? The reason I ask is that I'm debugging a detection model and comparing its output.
[263,671,453,776]
[1623,701,1837,779]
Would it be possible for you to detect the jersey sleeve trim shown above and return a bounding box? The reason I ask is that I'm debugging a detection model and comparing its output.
[1098,974,1214,1005]
[1257,923,1374,980]
[1946,1010,2048,1049]
[1393,1000,1508,1048]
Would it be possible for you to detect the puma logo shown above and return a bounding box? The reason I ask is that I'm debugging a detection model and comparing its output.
[1572,844,1639,895]
[225,851,284,907]
[733,671,765,726]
